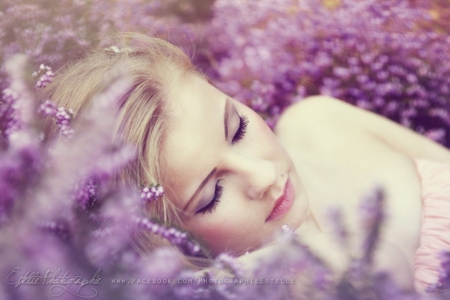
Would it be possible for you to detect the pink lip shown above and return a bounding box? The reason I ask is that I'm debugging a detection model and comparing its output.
[265,178,295,222]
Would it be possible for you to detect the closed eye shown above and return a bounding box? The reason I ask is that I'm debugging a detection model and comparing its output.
[232,114,248,145]
[196,113,249,215]
[195,180,223,215]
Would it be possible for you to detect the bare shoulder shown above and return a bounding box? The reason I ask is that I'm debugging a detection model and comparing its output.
[274,96,358,146]
[275,95,450,163]
[279,95,346,114]
[275,95,361,130]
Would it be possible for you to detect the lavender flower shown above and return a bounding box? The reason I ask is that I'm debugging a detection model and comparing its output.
[0,88,20,138]
[3,55,37,137]
[32,64,55,90]
[204,0,450,145]
[359,186,385,264]
[141,184,164,203]
[37,220,70,241]
[427,251,450,294]
[327,207,349,249]
[215,253,245,278]
[0,1,449,299]
[53,106,74,138]
[135,217,201,256]
[281,224,297,237]
[0,0,211,91]
[70,178,97,211]
[38,99,57,117]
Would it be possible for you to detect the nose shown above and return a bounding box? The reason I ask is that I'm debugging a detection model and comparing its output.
[224,152,277,200]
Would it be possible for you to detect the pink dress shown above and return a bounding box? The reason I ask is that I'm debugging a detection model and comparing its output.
[414,158,450,294]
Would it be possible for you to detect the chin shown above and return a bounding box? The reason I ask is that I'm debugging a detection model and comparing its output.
[276,208,301,229]
[284,193,308,231]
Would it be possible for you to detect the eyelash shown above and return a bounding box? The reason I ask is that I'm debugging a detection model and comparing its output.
[196,114,249,215]
[196,180,223,215]
[232,114,249,145]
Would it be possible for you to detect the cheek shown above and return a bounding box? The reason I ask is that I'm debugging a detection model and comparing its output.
[197,222,243,252]
[246,112,281,155]
[247,109,277,138]
[187,206,264,256]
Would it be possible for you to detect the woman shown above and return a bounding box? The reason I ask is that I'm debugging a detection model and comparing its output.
[40,33,450,295]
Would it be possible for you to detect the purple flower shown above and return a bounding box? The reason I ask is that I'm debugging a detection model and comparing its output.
[54,107,74,139]
[281,224,297,237]
[135,217,201,256]
[359,186,385,264]
[427,251,450,294]
[32,64,55,90]
[38,99,57,117]
[141,184,164,203]
[0,1,449,299]
[327,207,349,250]
[215,253,245,278]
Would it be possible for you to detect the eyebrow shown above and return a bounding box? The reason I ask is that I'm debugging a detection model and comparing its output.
[224,97,231,140]
[183,98,231,212]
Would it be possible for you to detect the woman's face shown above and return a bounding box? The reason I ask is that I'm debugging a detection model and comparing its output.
[161,75,309,256]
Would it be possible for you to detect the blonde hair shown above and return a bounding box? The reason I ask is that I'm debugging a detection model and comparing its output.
[39,32,211,268]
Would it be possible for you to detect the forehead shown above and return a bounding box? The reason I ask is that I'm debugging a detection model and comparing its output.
[161,76,224,206]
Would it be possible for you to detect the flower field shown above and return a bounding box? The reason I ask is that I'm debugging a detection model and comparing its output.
[0,0,449,299]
